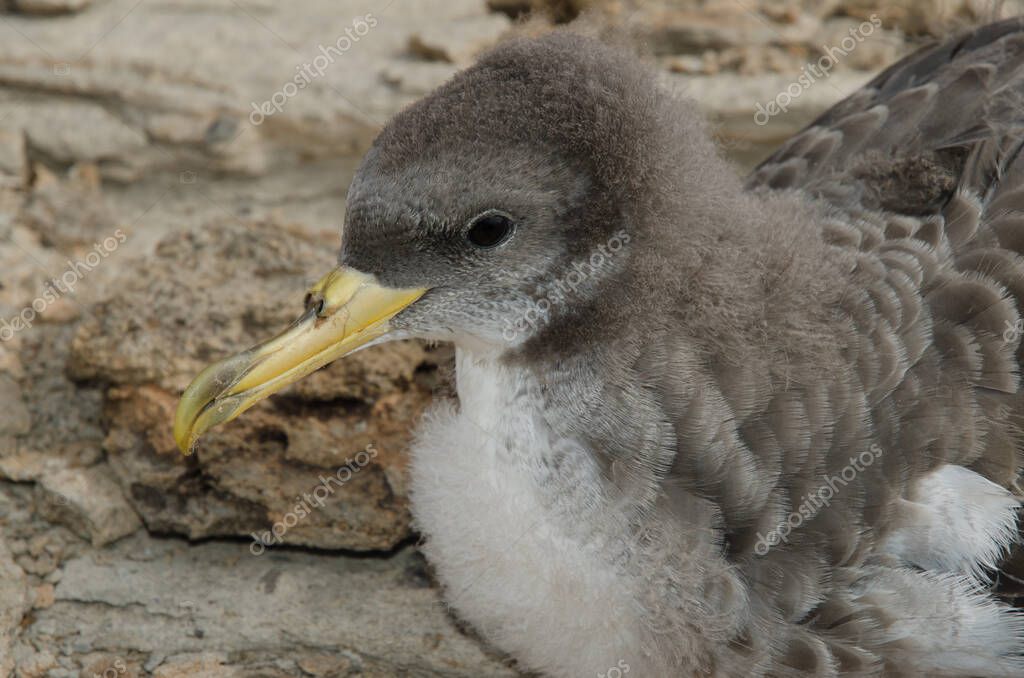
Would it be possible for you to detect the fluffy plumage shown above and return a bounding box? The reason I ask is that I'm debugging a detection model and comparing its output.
[339,23,1024,678]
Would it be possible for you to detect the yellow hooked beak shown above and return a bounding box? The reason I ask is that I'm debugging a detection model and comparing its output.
[173,267,426,455]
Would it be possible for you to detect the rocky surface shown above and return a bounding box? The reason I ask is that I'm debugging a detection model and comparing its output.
[67,218,446,551]
[0,0,1008,675]
[0,482,515,677]
[35,464,141,546]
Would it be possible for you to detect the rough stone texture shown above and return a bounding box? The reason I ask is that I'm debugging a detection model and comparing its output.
[68,218,447,551]
[409,0,512,64]
[844,0,1024,35]
[0,540,30,676]
[21,162,117,250]
[0,129,27,190]
[36,465,142,546]
[0,0,518,184]
[0,374,30,436]
[1,96,148,167]
[629,2,824,54]
[1,319,105,484]
[0,476,516,676]
[17,533,516,676]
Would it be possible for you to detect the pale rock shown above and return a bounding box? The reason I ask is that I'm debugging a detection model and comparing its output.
[36,297,80,325]
[21,163,118,250]
[409,13,511,64]
[0,448,73,481]
[0,342,25,379]
[32,583,54,609]
[0,1,504,181]
[145,112,218,146]
[8,99,147,165]
[0,374,31,436]
[628,2,821,54]
[0,540,30,677]
[15,551,57,576]
[842,0,1024,35]
[152,654,235,678]
[381,60,460,96]
[0,129,28,189]
[79,655,139,678]
[29,536,517,675]
[36,465,142,546]
[14,649,56,678]
[297,654,355,676]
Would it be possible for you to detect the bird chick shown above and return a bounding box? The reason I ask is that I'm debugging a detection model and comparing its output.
[176,25,1024,677]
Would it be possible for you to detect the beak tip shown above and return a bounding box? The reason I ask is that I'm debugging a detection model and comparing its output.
[173,401,200,456]
[173,427,195,456]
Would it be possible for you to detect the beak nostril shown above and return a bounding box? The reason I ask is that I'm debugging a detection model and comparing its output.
[304,292,326,316]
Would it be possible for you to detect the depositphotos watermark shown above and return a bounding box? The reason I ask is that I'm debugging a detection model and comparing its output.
[249,13,378,126]
[754,443,883,555]
[0,228,127,342]
[598,660,630,678]
[1003,318,1022,344]
[754,14,881,126]
[90,658,127,678]
[249,443,378,555]
[501,229,631,341]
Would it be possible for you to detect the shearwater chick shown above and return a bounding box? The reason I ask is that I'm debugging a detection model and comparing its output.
[174,24,1024,677]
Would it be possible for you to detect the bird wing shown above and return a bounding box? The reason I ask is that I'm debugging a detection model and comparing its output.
[747,18,1024,610]
[749,17,1024,214]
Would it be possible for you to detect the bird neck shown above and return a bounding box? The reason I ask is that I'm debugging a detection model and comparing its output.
[444,345,745,674]
[453,345,629,535]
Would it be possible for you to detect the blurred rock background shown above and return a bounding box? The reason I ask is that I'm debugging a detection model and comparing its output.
[0,0,1017,675]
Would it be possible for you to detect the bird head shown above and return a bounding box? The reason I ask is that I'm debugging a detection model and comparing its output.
[174,32,723,454]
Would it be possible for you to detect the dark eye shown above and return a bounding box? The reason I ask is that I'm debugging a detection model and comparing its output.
[466,212,515,249]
